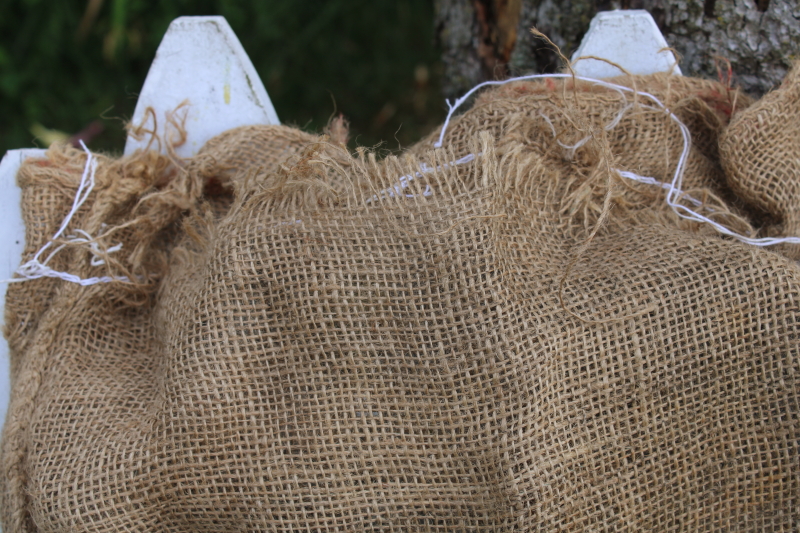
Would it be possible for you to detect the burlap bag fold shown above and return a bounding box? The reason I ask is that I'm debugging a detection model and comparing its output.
[720,61,800,259]
[2,74,799,533]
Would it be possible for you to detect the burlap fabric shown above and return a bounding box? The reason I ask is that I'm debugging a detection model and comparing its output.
[720,63,800,260]
[410,73,756,236]
[2,71,799,532]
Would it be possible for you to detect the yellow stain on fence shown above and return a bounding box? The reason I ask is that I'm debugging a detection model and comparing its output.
[223,83,231,104]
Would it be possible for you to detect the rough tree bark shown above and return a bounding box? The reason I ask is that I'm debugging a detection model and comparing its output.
[435,0,800,99]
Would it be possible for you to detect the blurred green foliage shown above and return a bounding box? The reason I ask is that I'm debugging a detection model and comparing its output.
[0,0,445,155]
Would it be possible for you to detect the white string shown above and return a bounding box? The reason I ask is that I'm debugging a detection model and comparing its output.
[1,141,129,286]
[616,170,702,207]
[435,73,800,247]
[366,153,477,204]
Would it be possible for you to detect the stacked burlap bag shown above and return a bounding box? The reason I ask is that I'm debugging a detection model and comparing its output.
[720,63,800,260]
[2,67,799,532]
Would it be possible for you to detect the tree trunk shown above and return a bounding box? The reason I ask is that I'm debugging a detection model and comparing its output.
[435,0,800,100]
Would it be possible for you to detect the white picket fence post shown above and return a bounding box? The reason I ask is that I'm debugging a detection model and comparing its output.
[124,16,280,158]
[571,10,681,78]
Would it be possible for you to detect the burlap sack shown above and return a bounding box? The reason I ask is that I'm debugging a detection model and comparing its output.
[410,73,755,236]
[720,62,800,259]
[2,73,798,532]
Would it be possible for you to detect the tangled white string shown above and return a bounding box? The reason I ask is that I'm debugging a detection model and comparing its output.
[435,73,800,247]
[2,141,129,286]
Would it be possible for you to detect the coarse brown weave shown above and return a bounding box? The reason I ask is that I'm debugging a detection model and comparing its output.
[410,72,756,236]
[720,62,800,260]
[2,71,799,533]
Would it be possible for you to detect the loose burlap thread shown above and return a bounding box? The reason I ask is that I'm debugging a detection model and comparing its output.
[2,68,799,532]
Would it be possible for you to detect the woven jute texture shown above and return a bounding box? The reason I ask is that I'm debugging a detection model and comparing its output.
[720,62,800,260]
[2,72,799,533]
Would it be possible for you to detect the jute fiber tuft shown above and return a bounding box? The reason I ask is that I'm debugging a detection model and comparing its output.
[2,71,799,532]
